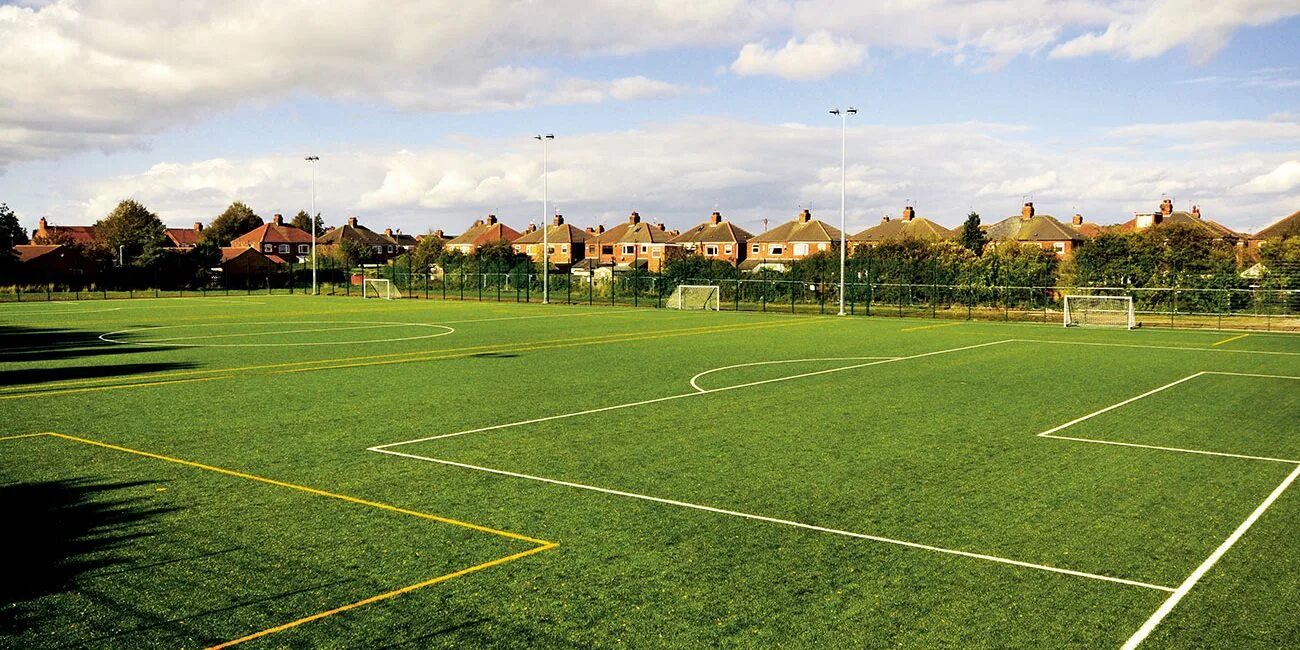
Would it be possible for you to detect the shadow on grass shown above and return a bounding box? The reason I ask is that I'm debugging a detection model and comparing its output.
[0,362,199,388]
[468,352,520,359]
[0,477,180,634]
[0,324,191,388]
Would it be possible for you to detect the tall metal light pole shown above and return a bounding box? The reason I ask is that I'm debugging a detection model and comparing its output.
[305,155,319,295]
[534,134,554,304]
[829,107,856,316]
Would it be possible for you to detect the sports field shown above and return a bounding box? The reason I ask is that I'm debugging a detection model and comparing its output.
[1,295,1297,648]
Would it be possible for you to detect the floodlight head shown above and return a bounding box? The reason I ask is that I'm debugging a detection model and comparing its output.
[305,155,319,161]
[846,107,857,115]
[829,109,840,115]
[545,134,554,140]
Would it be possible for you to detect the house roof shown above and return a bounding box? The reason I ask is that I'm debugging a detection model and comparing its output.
[318,220,392,246]
[750,210,842,243]
[382,230,419,246]
[852,211,954,242]
[513,219,588,245]
[219,246,264,263]
[1114,211,1241,239]
[618,222,677,244]
[14,244,63,263]
[232,222,316,246]
[985,213,1083,243]
[445,216,521,247]
[670,214,754,245]
[1253,209,1300,239]
[165,226,203,247]
[34,224,96,246]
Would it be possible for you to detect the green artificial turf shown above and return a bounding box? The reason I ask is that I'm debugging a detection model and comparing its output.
[1,294,1297,648]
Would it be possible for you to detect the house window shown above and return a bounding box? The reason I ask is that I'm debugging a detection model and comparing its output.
[705,245,719,256]
[560,244,568,253]
[279,244,290,254]
[547,246,555,254]
[769,245,784,255]
[298,245,309,254]
[793,243,809,256]
[263,244,273,253]
[387,245,394,253]
[602,245,614,256]
[724,244,733,254]
[374,245,384,254]
[751,244,760,254]
[622,245,635,255]
[1052,242,1067,255]
[640,245,648,254]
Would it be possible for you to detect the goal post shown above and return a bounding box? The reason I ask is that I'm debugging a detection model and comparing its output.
[1063,294,1135,329]
[666,284,721,311]
[362,278,401,300]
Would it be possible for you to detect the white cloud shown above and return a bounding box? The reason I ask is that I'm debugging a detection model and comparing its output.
[1237,160,1300,194]
[730,31,865,80]
[1051,0,1300,61]
[74,117,1300,236]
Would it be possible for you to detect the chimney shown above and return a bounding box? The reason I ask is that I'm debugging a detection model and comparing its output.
[38,217,48,231]
[585,226,594,234]
[347,216,358,227]
[433,229,444,238]
[881,216,890,223]
[553,214,564,226]
[1020,202,1035,221]
[193,222,203,232]
[527,223,538,233]
[486,214,497,225]
[382,228,392,237]
[1160,199,1173,216]
[799,209,812,223]
[596,224,605,234]
[273,213,284,226]
[710,211,722,225]
[1191,205,1201,219]
[902,206,915,222]
[629,212,641,224]
[1072,214,1083,226]
[474,219,484,226]
[657,223,666,231]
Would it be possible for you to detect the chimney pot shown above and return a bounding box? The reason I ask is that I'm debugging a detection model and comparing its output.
[629,212,640,224]
[553,214,564,226]
[1160,199,1173,216]
[1020,202,1034,221]
[39,217,48,230]
[1072,214,1083,226]
[1191,205,1201,218]
[597,224,605,234]
[657,223,665,231]
[902,206,915,221]
[799,209,812,223]
[347,216,358,227]
[384,228,393,237]
[487,215,497,225]
[710,211,722,225]
[881,216,890,223]
[273,214,284,226]
[433,229,444,237]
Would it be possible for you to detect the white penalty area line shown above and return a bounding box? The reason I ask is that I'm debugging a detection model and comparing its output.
[370,446,1174,594]
[1121,463,1300,649]
[373,339,1014,450]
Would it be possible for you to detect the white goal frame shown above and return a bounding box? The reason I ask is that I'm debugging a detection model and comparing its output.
[362,278,401,300]
[667,284,721,311]
[1063,294,1135,329]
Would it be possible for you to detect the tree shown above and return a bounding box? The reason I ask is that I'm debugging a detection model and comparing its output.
[335,239,371,268]
[408,233,447,271]
[0,203,29,248]
[472,240,530,271]
[94,199,166,267]
[290,210,324,236]
[958,212,986,255]
[202,202,263,246]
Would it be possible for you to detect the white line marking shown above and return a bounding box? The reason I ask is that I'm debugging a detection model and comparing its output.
[374,339,1014,449]
[1121,463,1300,649]
[99,321,454,347]
[1204,371,1300,381]
[147,323,409,342]
[688,357,898,393]
[370,447,1174,593]
[1040,435,1300,465]
[1036,373,1208,438]
[1014,338,1300,356]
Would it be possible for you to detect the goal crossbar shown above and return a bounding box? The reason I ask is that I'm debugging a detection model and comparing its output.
[1063,294,1135,329]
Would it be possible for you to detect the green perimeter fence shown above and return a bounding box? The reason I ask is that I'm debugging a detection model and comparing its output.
[2,258,1297,332]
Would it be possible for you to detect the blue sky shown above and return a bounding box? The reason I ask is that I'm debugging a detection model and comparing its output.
[1,1,1298,236]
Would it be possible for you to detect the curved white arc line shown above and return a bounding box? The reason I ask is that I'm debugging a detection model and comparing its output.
[689,357,901,393]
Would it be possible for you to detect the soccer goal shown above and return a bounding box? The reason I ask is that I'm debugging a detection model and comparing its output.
[362,278,402,300]
[666,284,721,311]
[1063,294,1135,329]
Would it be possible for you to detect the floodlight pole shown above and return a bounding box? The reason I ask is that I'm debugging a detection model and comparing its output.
[535,134,554,304]
[306,155,319,295]
[829,107,856,316]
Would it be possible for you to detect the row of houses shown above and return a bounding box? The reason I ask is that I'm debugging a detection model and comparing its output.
[14,200,1300,282]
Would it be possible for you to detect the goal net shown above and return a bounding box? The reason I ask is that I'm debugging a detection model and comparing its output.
[1063,294,1135,329]
[362,278,402,300]
[666,284,720,311]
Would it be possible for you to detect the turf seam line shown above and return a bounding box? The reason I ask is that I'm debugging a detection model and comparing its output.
[374,339,1014,449]
[1209,333,1249,347]
[371,448,1174,593]
[1120,463,1300,649]
[898,322,963,332]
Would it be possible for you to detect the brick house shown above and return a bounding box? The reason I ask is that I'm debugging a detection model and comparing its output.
[217,246,277,285]
[31,217,96,247]
[512,215,587,269]
[165,223,204,248]
[1247,209,1300,250]
[383,228,419,251]
[851,206,954,247]
[230,213,318,263]
[13,244,96,284]
[670,212,752,266]
[1116,199,1242,243]
[741,209,842,272]
[612,216,677,272]
[318,216,401,261]
[984,202,1085,257]
[583,212,642,267]
[445,215,521,255]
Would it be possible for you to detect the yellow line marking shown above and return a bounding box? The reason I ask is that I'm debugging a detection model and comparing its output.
[1210,333,1249,347]
[1,319,811,398]
[1,432,556,648]
[0,375,235,401]
[206,542,557,649]
[899,321,963,332]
